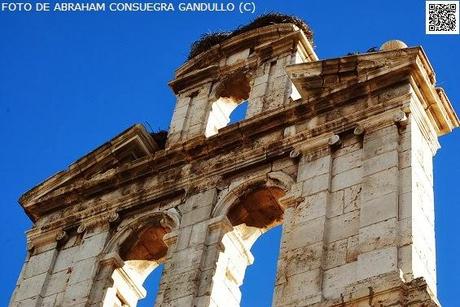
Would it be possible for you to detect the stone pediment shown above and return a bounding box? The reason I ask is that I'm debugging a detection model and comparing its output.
[287,47,428,96]
[286,47,459,136]
[169,23,318,94]
[20,124,161,221]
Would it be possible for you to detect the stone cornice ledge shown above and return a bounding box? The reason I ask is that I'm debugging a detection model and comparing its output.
[287,46,459,136]
[26,108,407,241]
[20,47,458,227]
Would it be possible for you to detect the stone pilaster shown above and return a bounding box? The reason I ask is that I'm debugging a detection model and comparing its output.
[155,189,217,306]
[274,141,332,306]
[10,242,59,307]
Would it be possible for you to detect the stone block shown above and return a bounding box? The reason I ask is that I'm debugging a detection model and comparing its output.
[361,167,399,202]
[170,246,204,274]
[298,155,331,182]
[42,293,64,307]
[399,167,413,194]
[399,149,411,169]
[326,211,359,243]
[343,184,362,213]
[362,150,398,177]
[246,98,264,119]
[15,296,39,307]
[253,73,269,86]
[293,191,328,223]
[162,269,200,301]
[357,246,398,281]
[399,191,412,220]
[332,150,361,176]
[346,235,359,263]
[360,192,398,227]
[44,270,70,296]
[302,173,329,196]
[175,225,192,251]
[274,269,322,306]
[23,248,56,279]
[398,244,414,281]
[250,83,267,99]
[331,167,362,192]
[201,245,221,271]
[181,205,213,227]
[359,218,398,253]
[323,262,357,299]
[62,279,93,305]
[186,189,217,212]
[282,217,325,250]
[324,238,348,270]
[334,139,361,158]
[276,242,323,282]
[187,123,205,138]
[77,231,108,261]
[328,190,344,218]
[68,257,97,286]
[363,126,399,159]
[226,48,250,65]
[14,272,47,301]
[271,75,288,90]
[398,217,412,246]
[53,245,79,273]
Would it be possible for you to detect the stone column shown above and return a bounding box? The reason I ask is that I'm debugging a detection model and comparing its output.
[356,123,401,282]
[58,226,111,306]
[321,134,363,299]
[87,252,126,307]
[247,52,300,119]
[194,217,254,307]
[167,83,214,145]
[273,144,333,306]
[167,95,193,145]
[10,241,59,306]
[155,189,218,306]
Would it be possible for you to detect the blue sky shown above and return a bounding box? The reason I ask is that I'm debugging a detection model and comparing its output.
[1,1,459,306]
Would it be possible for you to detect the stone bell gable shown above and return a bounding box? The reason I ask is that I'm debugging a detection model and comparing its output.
[10,14,458,307]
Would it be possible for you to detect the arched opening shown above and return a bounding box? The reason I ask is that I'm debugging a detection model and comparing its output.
[241,225,282,307]
[137,264,164,307]
[103,216,173,307]
[209,184,285,307]
[205,72,250,137]
[227,186,284,228]
[229,100,248,125]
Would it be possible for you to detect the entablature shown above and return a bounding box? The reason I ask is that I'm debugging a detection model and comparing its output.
[21,45,458,245]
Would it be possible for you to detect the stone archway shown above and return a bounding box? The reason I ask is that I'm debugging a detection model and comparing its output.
[89,209,180,306]
[204,172,293,307]
[205,72,251,137]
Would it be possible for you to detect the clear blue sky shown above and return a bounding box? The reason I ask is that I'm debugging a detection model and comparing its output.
[1,1,459,306]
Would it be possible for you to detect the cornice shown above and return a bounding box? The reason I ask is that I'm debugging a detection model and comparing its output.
[20,46,458,233]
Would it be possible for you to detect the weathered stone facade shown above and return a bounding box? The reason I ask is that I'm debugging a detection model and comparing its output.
[10,17,459,307]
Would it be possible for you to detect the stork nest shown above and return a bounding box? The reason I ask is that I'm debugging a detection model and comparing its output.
[188,13,313,60]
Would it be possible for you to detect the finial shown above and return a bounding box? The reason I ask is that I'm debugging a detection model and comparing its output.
[380,40,408,51]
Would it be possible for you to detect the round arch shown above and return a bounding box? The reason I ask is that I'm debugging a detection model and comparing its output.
[102,208,180,256]
[89,208,180,306]
[205,171,295,307]
[212,170,295,219]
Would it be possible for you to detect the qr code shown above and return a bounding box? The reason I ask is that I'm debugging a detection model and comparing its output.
[426,1,459,34]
